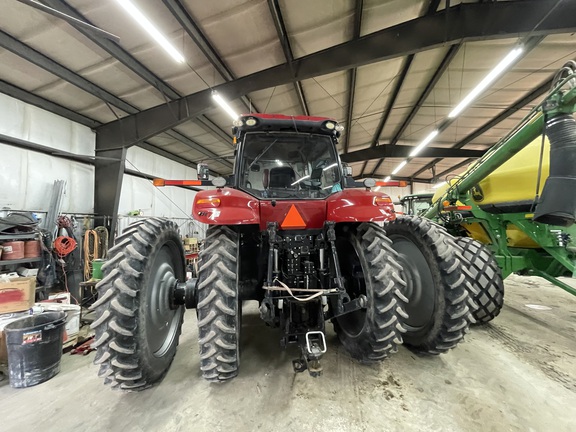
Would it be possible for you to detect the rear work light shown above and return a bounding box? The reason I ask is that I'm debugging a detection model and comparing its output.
[196,198,221,208]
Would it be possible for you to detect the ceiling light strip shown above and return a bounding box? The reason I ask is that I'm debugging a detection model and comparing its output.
[382,44,525,182]
[212,92,239,120]
[116,0,185,63]
[448,46,523,119]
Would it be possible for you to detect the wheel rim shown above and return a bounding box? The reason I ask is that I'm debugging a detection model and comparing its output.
[389,234,435,331]
[146,244,182,358]
[336,236,367,337]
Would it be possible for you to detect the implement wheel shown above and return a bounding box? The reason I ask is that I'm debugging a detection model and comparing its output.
[334,223,407,362]
[385,216,475,354]
[196,226,240,382]
[455,237,504,324]
[91,218,185,390]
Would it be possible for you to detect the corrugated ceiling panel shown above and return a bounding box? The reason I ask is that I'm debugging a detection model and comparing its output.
[184,0,285,77]
[361,0,424,37]
[280,0,354,58]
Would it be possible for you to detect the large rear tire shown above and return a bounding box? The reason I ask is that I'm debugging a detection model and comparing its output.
[333,223,407,362]
[91,218,185,390]
[385,216,475,354]
[455,237,504,324]
[196,226,240,382]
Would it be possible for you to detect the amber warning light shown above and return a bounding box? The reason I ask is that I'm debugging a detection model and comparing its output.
[374,181,407,187]
[153,178,203,187]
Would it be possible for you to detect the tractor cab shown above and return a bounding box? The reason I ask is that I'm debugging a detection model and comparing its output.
[233,114,344,200]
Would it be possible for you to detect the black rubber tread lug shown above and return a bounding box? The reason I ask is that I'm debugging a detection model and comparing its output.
[333,222,407,362]
[455,237,505,324]
[385,215,476,354]
[196,225,240,382]
[91,218,185,391]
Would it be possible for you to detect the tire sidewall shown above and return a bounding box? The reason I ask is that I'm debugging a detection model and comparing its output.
[136,228,185,381]
[387,228,445,345]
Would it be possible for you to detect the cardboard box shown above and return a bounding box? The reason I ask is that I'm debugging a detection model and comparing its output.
[0,277,36,314]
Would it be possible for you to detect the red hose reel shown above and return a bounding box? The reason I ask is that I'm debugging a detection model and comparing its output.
[53,236,77,257]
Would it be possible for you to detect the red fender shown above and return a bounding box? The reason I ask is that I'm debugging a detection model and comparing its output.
[192,188,260,225]
[326,189,396,222]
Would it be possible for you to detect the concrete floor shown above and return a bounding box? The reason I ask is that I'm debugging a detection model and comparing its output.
[1,274,575,432]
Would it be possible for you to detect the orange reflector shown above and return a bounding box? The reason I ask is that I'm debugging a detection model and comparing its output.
[153,179,204,186]
[374,180,408,187]
[196,198,221,208]
[443,200,451,207]
[281,205,306,229]
[443,205,472,212]
[374,196,392,206]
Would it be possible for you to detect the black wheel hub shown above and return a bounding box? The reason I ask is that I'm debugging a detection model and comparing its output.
[336,236,367,337]
[390,235,435,332]
[146,246,183,358]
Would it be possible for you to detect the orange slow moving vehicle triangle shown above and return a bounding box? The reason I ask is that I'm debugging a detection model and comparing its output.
[281,204,307,229]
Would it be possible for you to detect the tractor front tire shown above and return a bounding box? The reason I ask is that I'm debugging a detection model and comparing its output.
[385,216,476,354]
[455,237,504,324]
[91,218,185,391]
[334,223,407,362]
[196,226,240,382]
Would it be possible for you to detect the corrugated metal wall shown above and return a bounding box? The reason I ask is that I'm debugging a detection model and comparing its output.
[0,93,203,236]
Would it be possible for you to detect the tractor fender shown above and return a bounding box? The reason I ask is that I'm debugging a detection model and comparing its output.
[326,189,396,222]
[192,188,260,225]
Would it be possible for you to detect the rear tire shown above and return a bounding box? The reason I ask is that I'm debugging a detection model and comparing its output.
[455,237,504,324]
[385,216,475,354]
[196,226,240,382]
[333,223,407,362]
[91,218,185,391]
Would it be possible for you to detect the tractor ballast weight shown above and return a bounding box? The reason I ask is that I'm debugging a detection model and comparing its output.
[426,62,576,308]
[91,113,477,390]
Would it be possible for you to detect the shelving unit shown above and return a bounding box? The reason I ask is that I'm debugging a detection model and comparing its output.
[0,231,42,267]
[0,257,41,267]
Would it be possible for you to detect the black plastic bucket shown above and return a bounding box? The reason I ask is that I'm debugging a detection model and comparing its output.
[4,311,66,388]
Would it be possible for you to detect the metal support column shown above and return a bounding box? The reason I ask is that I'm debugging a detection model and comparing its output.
[94,146,127,244]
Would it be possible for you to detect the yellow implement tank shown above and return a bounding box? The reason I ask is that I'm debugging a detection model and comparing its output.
[432,136,550,248]
[470,136,549,206]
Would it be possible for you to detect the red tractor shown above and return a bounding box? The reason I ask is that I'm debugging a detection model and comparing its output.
[91,114,476,390]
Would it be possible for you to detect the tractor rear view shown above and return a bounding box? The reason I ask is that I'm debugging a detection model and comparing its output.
[91,113,476,390]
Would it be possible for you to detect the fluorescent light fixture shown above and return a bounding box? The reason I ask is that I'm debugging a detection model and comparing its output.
[391,161,407,175]
[374,186,381,192]
[409,130,439,157]
[448,46,523,119]
[432,181,447,189]
[384,176,391,182]
[291,175,310,186]
[115,0,185,63]
[275,160,283,166]
[323,163,338,171]
[212,92,239,120]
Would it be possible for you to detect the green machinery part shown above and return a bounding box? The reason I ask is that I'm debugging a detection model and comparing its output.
[425,69,576,296]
